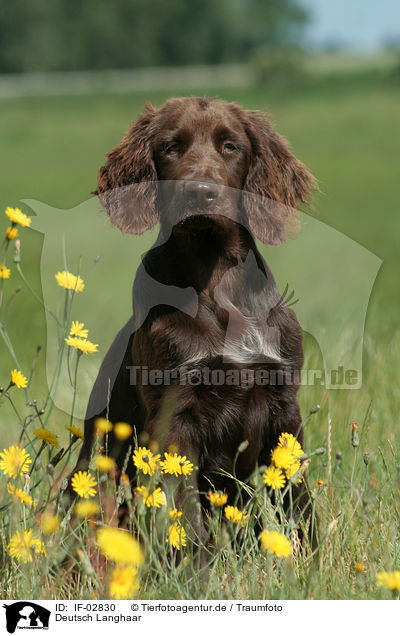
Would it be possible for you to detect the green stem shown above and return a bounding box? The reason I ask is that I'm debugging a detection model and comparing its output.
[43,289,69,418]
[60,352,81,474]
[16,263,61,327]
[29,441,46,475]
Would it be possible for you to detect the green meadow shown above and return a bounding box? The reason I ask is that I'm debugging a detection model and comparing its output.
[0,64,399,599]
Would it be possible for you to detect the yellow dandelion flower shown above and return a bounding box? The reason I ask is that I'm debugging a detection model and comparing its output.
[5,226,18,240]
[376,571,400,591]
[0,264,11,279]
[71,471,97,498]
[0,446,31,478]
[75,500,101,518]
[55,270,85,292]
[94,455,115,473]
[207,490,228,507]
[355,562,365,574]
[109,565,140,599]
[10,369,28,388]
[169,508,183,521]
[70,320,89,338]
[263,465,286,489]
[65,424,84,440]
[65,336,98,354]
[7,483,34,506]
[40,512,61,534]
[224,505,248,526]
[33,428,59,447]
[285,460,302,484]
[277,432,304,458]
[271,445,295,470]
[5,207,31,227]
[95,417,113,434]
[133,446,161,476]
[167,523,187,550]
[160,452,194,477]
[260,529,292,558]
[114,422,133,441]
[8,529,46,562]
[135,485,166,508]
[96,527,143,566]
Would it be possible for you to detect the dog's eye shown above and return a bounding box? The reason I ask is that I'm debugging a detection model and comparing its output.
[222,141,237,154]
[163,142,180,155]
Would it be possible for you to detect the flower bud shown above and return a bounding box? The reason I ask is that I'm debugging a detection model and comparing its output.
[351,421,359,448]
[13,240,21,263]
[238,440,249,453]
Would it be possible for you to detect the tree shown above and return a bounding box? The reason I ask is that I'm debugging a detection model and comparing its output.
[0,0,309,72]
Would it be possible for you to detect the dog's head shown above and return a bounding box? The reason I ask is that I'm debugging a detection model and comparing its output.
[95,97,315,244]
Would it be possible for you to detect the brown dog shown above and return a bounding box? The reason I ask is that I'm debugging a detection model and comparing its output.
[72,97,315,540]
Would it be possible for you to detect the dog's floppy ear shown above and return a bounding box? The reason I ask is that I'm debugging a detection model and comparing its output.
[94,103,159,234]
[239,109,316,245]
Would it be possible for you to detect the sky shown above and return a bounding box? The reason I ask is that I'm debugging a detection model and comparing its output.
[301,0,400,51]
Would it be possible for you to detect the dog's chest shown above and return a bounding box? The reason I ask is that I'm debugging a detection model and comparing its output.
[181,295,283,367]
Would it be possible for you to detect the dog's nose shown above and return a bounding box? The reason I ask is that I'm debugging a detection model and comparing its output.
[183,181,219,208]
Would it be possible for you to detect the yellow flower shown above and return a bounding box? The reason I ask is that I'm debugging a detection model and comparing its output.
[94,455,115,473]
[207,490,228,507]
[376,571,400,591]
[40,512,61,534]
[169,508,183,521]
[0,446,31,478]
[33,428,59,447]
[5,226,18,240]
[133,446,161,476]
[263,466,286,489]
[71,471,97,498]
[7,483,34,507]
[65,336,98,354]
[5,206,31,227]
[8,529,46,562]
[55,270,85,292]
[271,446,295,470]
[160,452,194,477]
[109,565,140,599]
[114,422,133,441]
[135,485,166,508]
[224,505,248,526]
[75,500,101,518]
[271,432,304,485]
[70,320,88,338]
[277,432,304,458]
[260,529,292,558]
[0,264,11,279]
[95,417,113,434]
[167,523,187,550]
[66,424,84,440]
[96,527,143,566]
[10,369,28,388]
[285,460,302,484]
[355,562,365,574]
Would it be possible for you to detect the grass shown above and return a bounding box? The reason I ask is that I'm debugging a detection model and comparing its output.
[0,65,400,599]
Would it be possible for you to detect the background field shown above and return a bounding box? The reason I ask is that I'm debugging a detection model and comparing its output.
[1,59,400,598]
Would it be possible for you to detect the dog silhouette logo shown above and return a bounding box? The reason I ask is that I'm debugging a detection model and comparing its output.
[2,602,50,633]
